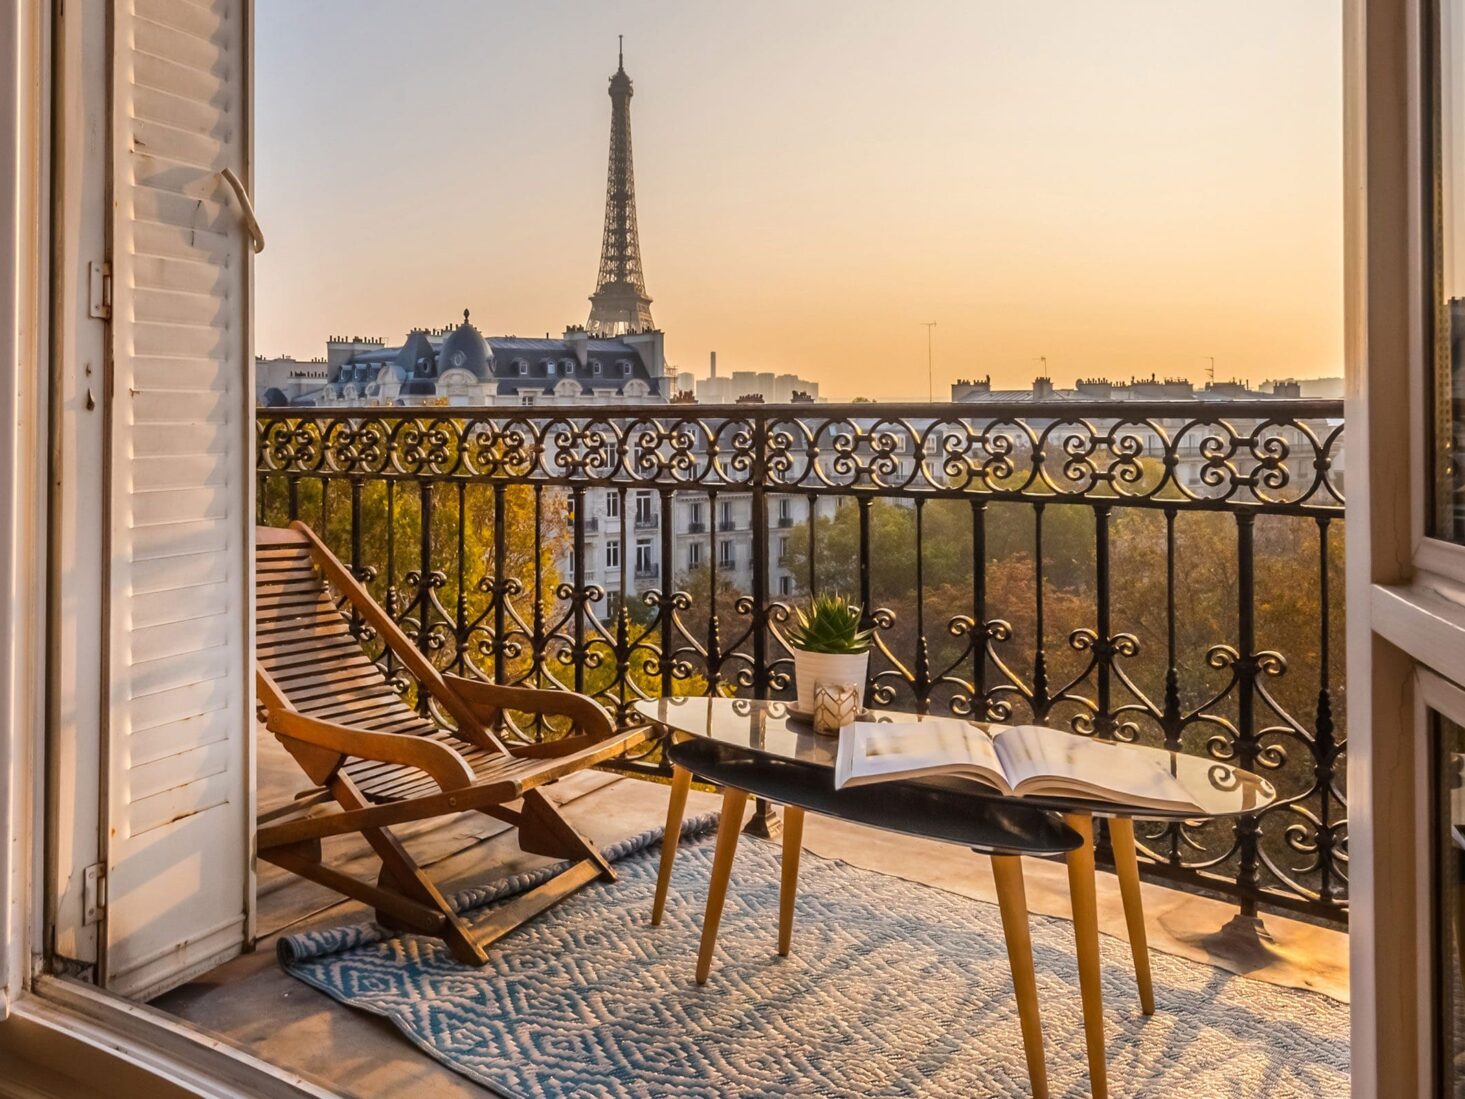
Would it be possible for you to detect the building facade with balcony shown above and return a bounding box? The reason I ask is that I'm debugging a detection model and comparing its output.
[570,487,839,615]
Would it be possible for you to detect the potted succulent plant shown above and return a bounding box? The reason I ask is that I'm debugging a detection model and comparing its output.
[786,592,874,714]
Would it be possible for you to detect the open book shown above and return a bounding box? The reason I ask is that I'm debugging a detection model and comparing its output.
[834,719,1202,814]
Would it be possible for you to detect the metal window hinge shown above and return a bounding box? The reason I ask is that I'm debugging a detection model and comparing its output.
[83,863,106,925]
[88,261,112,320]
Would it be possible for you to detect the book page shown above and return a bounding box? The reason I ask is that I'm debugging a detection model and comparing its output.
[992,725,1200,812]
[835,719,1009,793]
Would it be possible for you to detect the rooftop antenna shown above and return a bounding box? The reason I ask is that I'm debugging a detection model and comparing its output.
[618,34,624,70]
[1206,356,1216,382]
[1039,355,1049,379]
[922,322,937,402]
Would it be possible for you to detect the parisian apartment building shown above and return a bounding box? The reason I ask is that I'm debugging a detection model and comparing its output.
[256,318,835,615]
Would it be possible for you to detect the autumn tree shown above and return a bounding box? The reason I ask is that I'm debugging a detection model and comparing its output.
[264,476,569,687]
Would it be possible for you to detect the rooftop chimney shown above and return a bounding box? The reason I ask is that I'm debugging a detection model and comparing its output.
[710,350,717,379]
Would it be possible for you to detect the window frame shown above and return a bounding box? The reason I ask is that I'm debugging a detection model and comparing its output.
[1346,1,1465,1092]
[0,1,340,1090]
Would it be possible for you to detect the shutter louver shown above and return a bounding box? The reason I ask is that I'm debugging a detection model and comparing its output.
[103,0,253,999]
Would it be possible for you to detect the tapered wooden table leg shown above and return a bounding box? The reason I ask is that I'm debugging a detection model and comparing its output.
[651,764,693,926]
[778,805,806,957]
[696,786,750,984]
[1109,816,1155,1015]
[1065,812,1107,1099]
[992,854,1048,1099]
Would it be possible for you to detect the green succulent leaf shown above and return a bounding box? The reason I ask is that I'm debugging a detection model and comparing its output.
[786,592,872,654]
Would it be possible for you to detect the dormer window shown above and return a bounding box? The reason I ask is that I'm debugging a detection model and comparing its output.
[515,359,528,376]
[562,359,575,374]
[592,360,602,375]
[618,360,631,377]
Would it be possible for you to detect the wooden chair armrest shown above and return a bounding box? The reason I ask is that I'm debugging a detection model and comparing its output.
[505,729,643,759]
[267,709,475,792]
[442,675,616,740]
[506,726,655,796]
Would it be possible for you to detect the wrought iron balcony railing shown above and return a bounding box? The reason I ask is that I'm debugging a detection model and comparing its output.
[257,400,1347,925]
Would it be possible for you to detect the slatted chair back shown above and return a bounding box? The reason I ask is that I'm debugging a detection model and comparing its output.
[255,524,513,799]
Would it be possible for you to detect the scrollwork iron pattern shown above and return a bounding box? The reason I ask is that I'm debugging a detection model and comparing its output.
[257,400,1346,924]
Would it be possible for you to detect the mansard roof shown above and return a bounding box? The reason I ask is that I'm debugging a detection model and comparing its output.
[336,327,660,398]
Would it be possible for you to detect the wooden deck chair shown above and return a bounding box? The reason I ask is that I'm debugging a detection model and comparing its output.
[254,521,648,965]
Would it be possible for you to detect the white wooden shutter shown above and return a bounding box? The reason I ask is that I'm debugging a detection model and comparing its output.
[103,0,254,999]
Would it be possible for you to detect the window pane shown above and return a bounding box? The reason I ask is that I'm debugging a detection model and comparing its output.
[1433,0,1465,541]
[1436,711,1465,1096]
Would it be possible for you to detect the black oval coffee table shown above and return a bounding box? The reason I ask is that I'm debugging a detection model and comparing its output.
[635,696,1277,1099]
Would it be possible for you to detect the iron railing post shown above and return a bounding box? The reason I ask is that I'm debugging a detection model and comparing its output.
[745,413,779,838]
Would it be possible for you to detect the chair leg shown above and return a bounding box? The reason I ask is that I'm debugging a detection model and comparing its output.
[696,786,750,985]
[519,787,616,881]
[992,854,1048,1099]
[652,764,693,926]
[1109,816,1155,1015]
[1065,811,1108,1099]
[375,864,411,932]
[361,822,488,966]
[778,805,806,957]
[330,775,489,966]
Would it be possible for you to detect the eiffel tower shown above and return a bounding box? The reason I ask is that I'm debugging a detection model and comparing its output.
[587,38,655,336]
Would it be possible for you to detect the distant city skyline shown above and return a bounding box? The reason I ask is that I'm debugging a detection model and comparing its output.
[255,1,1343,402]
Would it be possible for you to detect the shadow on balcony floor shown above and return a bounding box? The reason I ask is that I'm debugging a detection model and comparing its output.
[152,726,1348,1098]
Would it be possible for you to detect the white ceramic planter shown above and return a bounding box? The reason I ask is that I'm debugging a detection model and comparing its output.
[791,649,869,713]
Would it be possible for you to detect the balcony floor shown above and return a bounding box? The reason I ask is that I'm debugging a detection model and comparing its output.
[153,728,1349,1098]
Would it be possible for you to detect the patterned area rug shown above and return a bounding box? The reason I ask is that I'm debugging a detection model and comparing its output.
[278,817,1349,1099]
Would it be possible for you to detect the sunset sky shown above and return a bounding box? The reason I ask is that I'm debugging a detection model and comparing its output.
[255,1,1343,401]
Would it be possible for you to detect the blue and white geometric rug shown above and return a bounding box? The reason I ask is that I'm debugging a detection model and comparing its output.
[278,816,1349,1099]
